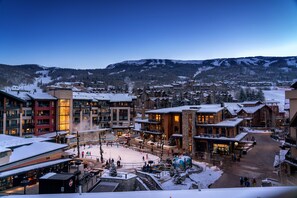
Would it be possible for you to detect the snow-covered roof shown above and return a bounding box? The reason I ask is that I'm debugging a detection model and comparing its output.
[73,92,136,102]
[27,92,57,100]
[194,132,248,142]
[197,118,243,127]
[146,105,223,114]
[241,104,266,114]
[101,171,137,180]
[5,142,67,165]
[0,159,71,178]
[0,90,29,101]
[242,101,262,105]
[38,131,68,138]
[0,146,11,153]
[224,103,243,116]
[0,134,49,148]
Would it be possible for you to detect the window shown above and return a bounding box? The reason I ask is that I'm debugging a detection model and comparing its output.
[119,109,128,121]
[174,115,179,122]
[156,114,161,121]
[112,109,117,120]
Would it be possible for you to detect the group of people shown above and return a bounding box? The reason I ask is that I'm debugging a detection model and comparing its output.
[81,151,91,158]
[240,177,257,187]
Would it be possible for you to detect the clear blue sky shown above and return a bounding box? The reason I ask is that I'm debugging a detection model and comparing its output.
[0,0,297,69]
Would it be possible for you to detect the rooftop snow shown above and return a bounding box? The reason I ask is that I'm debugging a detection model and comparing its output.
[27,92,57,100]
[73,92,136,102]
[241,104,265,114]
[197,118,244,127]
[0,146,11,153]
[146,105,223,114]
[5,142,67,165]
[0,134,49,148]
[194,132,248,142]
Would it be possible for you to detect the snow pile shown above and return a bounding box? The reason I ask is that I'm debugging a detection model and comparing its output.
[161,161,222,190]
[243,127,272,133]
[263,88,288,112]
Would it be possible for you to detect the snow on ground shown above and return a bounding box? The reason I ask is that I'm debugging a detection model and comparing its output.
[243,127,272,133]
[263,88,289,111]
[67,144,159,168]
[9,70,52,93]
[66,144,222,189]
[162,161,222,190]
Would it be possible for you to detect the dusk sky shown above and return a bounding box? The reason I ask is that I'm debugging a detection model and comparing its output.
[0,0,297,69]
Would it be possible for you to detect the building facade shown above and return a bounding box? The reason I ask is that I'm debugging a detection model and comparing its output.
[136,105,245,156]
[282,83,297,185]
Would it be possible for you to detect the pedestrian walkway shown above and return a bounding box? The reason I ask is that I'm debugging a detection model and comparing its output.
[211,133,280,188]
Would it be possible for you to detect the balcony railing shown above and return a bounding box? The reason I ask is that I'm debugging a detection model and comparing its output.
[6,114,20,119]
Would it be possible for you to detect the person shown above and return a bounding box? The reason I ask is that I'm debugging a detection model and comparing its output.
[252,178,256,187]
[240,177,244,186]
[82,151,84,158]
[142,156,145,161]
[84,143,86,149]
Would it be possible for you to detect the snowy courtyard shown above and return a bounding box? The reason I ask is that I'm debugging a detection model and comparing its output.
[67,144,160,169]
[66,144,223,190]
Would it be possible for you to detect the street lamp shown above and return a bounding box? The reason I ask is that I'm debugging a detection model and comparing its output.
[76,131,80,158]
[160,134,166,161]
[20,177,29,194]
[99,131,104,163]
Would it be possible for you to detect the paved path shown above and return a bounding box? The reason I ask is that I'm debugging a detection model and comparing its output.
[211,133,280,188]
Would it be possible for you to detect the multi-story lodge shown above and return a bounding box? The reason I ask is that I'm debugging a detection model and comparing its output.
[282,83,297,185]
[0,90,57,136]
[0,88,136,137]
[136,105,246,156]
[72,92,136,136]
[224,101,276,127]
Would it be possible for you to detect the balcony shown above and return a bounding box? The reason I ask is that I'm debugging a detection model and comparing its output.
[6,105,20,109]
[6,114,20,119]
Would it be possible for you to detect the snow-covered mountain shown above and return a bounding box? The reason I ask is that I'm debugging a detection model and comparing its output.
[1,56,297,89]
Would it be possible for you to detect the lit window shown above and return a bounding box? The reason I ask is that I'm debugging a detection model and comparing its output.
[156,114,161,121]
[174,115,179,122]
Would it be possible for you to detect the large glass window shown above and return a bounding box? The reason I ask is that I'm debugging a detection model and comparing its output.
[119,109,128,121]
[156,114,161,121]
[58,99,70,131]
[112,109,117,121]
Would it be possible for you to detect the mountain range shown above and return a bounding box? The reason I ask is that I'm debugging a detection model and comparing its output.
[1,56,297,89]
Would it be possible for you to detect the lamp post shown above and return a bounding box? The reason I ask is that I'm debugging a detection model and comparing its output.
[160,134,166,161]
[20,177,29,194]
[76,131,80,158]
[99,131,104,163]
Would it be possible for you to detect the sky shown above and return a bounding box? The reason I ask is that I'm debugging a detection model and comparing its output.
[0,0,297,69]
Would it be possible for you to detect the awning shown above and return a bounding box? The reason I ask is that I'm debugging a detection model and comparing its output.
[171,134,183,138]
[193,132,248,142]
[143,130,162,135]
